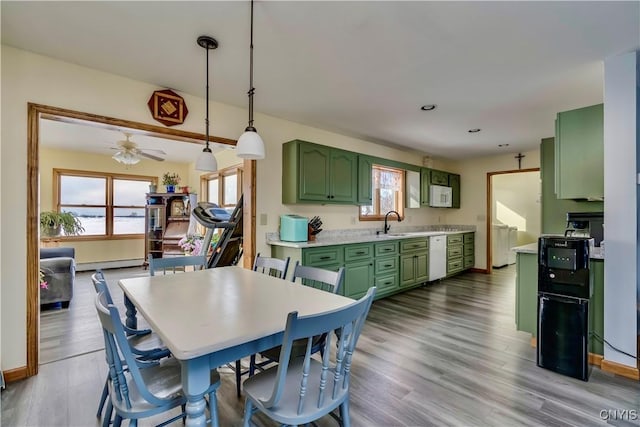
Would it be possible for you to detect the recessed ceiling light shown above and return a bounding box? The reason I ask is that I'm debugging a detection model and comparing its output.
[420,104,437,111]
[498,143,510,147]
[468,128,481,133]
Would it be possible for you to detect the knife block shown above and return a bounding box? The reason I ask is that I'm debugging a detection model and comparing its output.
[308,224,316,241]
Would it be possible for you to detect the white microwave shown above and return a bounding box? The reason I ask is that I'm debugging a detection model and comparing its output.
[429,185,452,208]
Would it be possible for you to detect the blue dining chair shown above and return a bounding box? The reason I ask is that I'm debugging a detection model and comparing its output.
[91,271,170,424]
[147,254,207,276]
[94,290,221,427]
[242,287,376,427]
[249,263,346,374]
[232,253,291,397]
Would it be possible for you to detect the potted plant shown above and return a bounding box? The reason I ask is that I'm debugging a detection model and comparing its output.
[40,211,85,237]
[162,172,181,193]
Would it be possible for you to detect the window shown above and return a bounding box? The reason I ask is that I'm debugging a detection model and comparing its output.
[359,165,405,221]
[54,169,156,239]
[201,165,243,212]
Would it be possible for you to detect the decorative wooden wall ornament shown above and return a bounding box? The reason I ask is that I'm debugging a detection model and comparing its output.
[147,89,188,126]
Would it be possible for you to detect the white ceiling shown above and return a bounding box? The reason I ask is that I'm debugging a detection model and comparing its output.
[3,1,639,160]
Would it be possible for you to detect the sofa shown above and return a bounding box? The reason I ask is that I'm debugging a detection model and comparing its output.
[40,247,75,307]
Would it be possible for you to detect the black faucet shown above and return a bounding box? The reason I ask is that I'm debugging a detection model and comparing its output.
[383,210,402,234]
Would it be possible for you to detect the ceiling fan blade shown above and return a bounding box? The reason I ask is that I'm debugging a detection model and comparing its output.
[138,151,165,162]
[141,148,166,155]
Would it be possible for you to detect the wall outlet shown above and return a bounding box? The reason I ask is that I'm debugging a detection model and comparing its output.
[260,213,268,226]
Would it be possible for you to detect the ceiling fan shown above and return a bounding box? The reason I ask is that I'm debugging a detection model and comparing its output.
[110,133,166,165]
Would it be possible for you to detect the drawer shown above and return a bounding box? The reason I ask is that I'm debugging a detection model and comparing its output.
[463,244,474,256]
[447,245,463,258]
[430,170,449,185]
[447,234,463,245]
[303,246,343,265]
[463,233,474,244]
[375,241,398,257]
[400,238,428,253]
[344,243,374,262]
[448,259,463,273]
[464,255,474,269]
[375,274,398,293]
[375,256,398,275]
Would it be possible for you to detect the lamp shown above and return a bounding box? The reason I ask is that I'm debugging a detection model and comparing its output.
[112,150,140,165]
[195,35,219,172]
[236,0,266,160]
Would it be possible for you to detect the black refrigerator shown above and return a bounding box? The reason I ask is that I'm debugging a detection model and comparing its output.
[537,236,591,381]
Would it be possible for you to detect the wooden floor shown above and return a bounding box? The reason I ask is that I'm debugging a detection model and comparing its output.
[3,266,640,426]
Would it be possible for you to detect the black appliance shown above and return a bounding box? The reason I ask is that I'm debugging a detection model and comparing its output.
[537,236,591,381]
[565,211,604,247]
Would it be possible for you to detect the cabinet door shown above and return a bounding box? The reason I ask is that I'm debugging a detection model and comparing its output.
[400,254,417,287]
[357,155,373,205]
[555,104,603,199]
[430,170,449,186]
[449,173,460,208]
[330,149,358,203]
[420,168,431,206]
[145,205,165,260]
[415,252,429,283]
[344,260,373,299]
[298,143,331,201]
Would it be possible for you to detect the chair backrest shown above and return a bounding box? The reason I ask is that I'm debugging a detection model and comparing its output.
[252,252,290,279]
[262,287,376,415]
[91,270,114,304]
[148,254,207,276]
[290,262,345,294]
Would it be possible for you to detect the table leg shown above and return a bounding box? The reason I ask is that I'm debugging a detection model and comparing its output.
[124,295,137,333]
[182,358,210,427]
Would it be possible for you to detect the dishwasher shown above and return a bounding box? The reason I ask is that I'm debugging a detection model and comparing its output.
[429,235,447,281]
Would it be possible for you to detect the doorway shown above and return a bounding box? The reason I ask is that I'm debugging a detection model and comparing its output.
[26,103,257,377]
[486,168,540,273]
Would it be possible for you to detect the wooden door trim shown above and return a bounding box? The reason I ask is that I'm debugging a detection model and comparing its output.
[485,168,539,273]
[25,103,256,379]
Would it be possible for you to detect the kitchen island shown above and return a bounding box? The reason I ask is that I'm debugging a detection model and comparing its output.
[513,242,604,355]
[268,227,475,300]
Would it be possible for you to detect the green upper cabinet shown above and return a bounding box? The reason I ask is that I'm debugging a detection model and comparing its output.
[449,173,460,208]
[357,155,373,205]
[554,104,603,200]
[282,140,357,204]
[420,168,431,206]
[430,169,449,186]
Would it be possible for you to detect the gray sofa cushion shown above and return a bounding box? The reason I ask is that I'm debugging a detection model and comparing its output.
[40,255,75,306]
[40,247,75,260]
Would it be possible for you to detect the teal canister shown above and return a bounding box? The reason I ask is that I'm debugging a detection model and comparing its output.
[280,215,309,242]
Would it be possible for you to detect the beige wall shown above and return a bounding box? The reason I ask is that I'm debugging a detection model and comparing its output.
[492,171,541,246]
[446,150,540,269]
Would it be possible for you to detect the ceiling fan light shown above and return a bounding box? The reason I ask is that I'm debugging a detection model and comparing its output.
[195,149,218,171]
[112,151,140,165]
[236,129,265,159]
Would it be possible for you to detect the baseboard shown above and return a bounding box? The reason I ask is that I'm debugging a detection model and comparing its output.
[3,366,28,383]
[601,359,640,381]
[588,353,604,367]
[76,258,144,272]
[470,268,489,274]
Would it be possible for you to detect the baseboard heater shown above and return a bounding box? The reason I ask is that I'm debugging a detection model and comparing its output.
[76,258,144,272]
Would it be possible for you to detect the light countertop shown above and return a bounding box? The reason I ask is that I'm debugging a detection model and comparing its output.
[268,228,474,249]
[512,242,604,260]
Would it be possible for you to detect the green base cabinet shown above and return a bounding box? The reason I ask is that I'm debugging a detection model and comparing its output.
[399,238,429,288]
[282,140,357,204]
[589,259,604,355]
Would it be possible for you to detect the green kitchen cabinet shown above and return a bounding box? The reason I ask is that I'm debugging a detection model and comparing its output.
[282,140,357,204]
[446,234,464,276]
[515,252,538,335]
[343,243,374,299]
[554,104,603,200]
[449,173,461,208]
[399,238,429,288]
[589,259,604,355]
[430,169,449,186]
[462,232,474,269]
[420,168,432,206]
[357,155,373,205]
[374,240,399,297]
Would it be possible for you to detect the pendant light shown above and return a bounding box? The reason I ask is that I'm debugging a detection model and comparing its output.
[236,0,266,159]
[195,35,219,172]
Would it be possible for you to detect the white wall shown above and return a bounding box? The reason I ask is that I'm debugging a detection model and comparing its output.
[1,47,454,371]
[446,150,540,269]
[603,51,638,367]
[493,171,541,245]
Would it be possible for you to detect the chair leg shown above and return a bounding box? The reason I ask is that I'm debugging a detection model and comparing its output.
[113,414,123,427]
[208,391,219,427]
[97,377,109,418]
[339,400,350,427]
[249,354,257,376]
[235,360,242,398]
[102,401,113,427]
[242,400,254,427]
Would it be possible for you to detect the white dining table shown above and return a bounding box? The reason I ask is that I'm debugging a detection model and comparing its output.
[118,266,355,427]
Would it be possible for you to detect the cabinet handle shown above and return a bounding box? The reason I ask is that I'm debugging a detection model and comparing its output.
[383,248,392,252]
[326,195,331,199]
[384,281,392,285]
[356,251,366,255]
[320,256,331,260]
[384,264,392,267]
